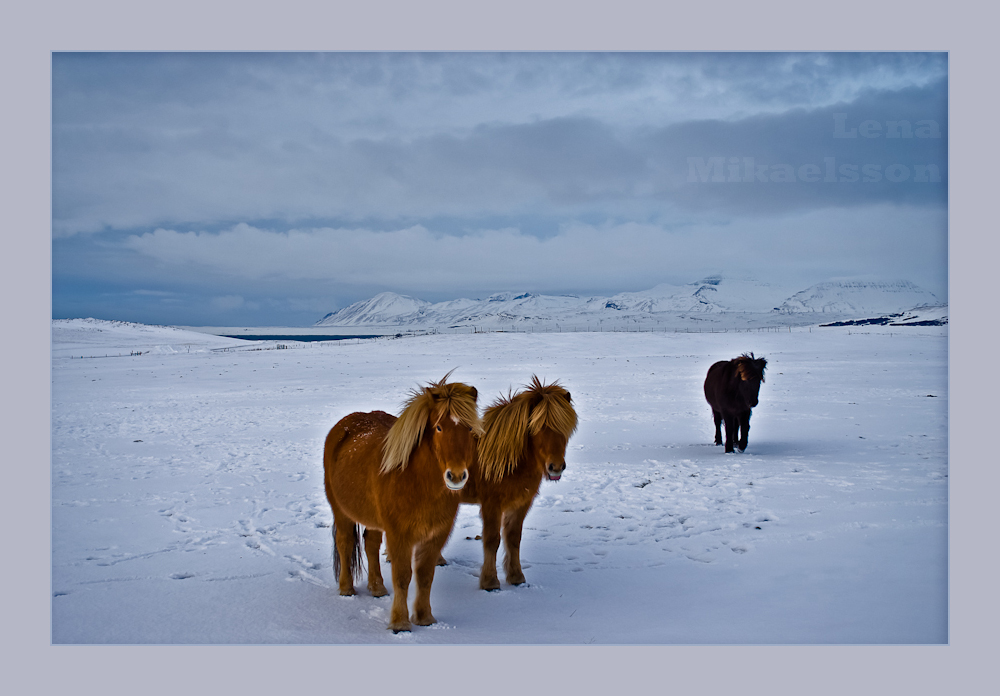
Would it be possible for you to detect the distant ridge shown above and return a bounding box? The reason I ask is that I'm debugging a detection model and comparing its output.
[776,280,939,315]
[315,277,945,331]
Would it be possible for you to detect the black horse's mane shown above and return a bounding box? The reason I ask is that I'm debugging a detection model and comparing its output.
[736,352,767,382]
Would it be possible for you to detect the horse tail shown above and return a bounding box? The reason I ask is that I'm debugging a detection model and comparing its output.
[331,521,365,583]
[324,422,365,582]
[331,521,345,579]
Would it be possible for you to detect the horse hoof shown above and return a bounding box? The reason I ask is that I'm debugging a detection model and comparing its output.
[507,574,526,586]
[411,613,436,626]
[339,587,356,597]
[369,586,388,598]
[389,623,412,633]
[436,556,447,566]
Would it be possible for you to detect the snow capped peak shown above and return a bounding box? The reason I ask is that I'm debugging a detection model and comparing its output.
[315,292,431,327]
[487,292,537,302]
[366,291,427,307]
[695,275,723,287]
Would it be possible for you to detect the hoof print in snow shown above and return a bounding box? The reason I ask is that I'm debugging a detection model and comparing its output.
[170,572,195,580]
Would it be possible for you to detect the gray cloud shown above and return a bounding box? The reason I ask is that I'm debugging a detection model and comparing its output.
[53,52,947,236]
[645,80,948,214]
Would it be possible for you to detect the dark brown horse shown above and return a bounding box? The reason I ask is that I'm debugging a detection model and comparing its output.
[323,375,482,632]
[704,353,767,453]
[458,376,578,590]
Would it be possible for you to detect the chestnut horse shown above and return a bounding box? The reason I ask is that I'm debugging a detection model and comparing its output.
[323,375,482,632]
[704,353,767,453]
[459,376,578,590]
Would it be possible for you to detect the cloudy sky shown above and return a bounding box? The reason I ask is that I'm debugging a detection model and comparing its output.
[52,52,948,326]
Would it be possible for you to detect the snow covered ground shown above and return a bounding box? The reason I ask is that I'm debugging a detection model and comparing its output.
[51,320,947,644]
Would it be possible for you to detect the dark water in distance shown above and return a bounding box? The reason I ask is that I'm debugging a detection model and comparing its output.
[221,334,385,342]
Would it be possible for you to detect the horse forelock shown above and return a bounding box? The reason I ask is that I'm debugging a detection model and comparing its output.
[479,377,577,482]
[381,377,482,474]
[526,380,578,439]
[735,353,767,383]
[429,379,483,435]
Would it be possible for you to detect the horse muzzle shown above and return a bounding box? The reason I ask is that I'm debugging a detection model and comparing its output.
[444,469,469,491]
[544,461,566,482]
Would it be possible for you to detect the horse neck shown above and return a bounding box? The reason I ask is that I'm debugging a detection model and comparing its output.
[518,434,547,480]
[470,434,540,490]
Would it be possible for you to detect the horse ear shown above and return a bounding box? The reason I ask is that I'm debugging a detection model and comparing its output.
[565,391,572,403]
[470,386,478,402]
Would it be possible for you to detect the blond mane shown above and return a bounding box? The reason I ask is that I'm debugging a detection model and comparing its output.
[478,376,578,483]
[381,374,483,473]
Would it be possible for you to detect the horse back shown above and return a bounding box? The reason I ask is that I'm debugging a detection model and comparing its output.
[703,360,728,400]
[324,410,396,528]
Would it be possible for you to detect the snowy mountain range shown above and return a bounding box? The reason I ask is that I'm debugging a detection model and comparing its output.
[315,277,944,331]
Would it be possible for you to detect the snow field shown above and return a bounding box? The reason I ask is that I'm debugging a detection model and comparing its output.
[51,325,947,643]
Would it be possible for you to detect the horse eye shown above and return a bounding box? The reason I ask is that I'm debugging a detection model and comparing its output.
[436,425,442,432]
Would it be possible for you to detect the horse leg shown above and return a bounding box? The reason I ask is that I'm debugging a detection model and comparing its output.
[411,527,451,626]
[501,503,532,586]
[723,413,737,453]
[363,529,388,597]
[713,409,723,446]
[330,507,359,596]
[738,411,751,452]
[478,503,503,591]
[384,534,413,632]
